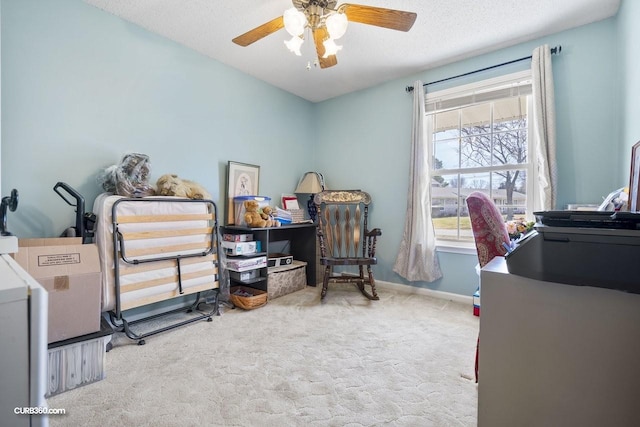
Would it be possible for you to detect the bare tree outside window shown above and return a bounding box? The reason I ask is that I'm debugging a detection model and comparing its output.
[459,116,528,220]
[428,92,532,243]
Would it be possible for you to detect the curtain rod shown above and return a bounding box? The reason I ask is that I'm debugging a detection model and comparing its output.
[405,45,561,93]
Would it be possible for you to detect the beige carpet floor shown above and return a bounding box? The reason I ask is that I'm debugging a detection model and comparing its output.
[47,284,479,426]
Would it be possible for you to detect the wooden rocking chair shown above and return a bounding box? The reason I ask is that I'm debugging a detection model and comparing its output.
[314,190,382,300]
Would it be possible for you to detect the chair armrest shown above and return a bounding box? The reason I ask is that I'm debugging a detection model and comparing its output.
[366,228,382,237]
[364,228,381,258]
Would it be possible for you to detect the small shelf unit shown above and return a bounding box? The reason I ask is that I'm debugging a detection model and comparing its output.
[221,223,316,294]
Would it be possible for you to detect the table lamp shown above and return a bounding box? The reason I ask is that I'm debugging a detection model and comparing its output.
[294,172,325,222]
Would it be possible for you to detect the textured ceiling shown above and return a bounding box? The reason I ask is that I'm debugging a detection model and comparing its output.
[83,0,620,103]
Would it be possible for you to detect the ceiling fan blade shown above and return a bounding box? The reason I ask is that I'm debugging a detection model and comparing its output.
[340,4,417,32]
[232,16,284,46]
[313,27,337,69]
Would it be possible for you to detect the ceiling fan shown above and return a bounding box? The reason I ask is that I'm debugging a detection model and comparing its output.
[232,0,417,69]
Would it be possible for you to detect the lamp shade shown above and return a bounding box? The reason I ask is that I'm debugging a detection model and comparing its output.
[325,12,348,39]
[322,38,342,58]
[295,172,325,193]
[284,35,304,56]
[283,7,306,36]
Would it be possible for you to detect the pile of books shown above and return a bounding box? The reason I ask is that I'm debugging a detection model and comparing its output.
[275,207,307,224]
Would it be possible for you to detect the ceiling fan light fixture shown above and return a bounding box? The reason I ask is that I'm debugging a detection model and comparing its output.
[283,7,306,36]
[284,35,304,56]
[322,38,342,58]
[233,2,417,70]
[325,12,348,39]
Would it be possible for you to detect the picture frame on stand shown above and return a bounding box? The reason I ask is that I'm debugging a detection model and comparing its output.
[226,161,260,224]
[629,141,640,212]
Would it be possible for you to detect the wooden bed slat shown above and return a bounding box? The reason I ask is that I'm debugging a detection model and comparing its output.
[118,254,217,276]
[116,213,214,223]
[121,282,217,311]
[120,227,213,240]
[120,268,216,293]
[120,241,211,258]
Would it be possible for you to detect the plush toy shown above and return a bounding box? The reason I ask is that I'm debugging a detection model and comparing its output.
[261,205,281,227]
[244,200,273,228]
[155,174,211,200]
[261,206,274,222]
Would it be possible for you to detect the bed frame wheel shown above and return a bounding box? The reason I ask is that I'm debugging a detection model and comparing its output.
[207,317,213,322]
[137,339,146,346]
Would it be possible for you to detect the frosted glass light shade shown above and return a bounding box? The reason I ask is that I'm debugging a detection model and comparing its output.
[284,35,304,56]
[322,38,342,58]
[325,13,348,39]
[283,8,306,36]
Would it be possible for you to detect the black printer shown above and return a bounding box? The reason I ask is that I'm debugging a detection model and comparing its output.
[505,210,640,294]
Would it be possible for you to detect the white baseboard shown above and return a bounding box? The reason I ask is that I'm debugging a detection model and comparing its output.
[375,280,473,306]
[315,273,473,305]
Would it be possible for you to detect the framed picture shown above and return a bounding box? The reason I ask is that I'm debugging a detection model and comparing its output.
[629,141,640,212]
[282,195,300,210]
[226,161,260,224]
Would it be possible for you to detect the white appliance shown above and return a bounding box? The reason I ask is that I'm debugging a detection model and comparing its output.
[0,236,49,427]
[479,256,640,426]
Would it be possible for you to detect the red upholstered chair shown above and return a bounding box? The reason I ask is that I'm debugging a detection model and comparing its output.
[466,191,511,383]
[466,191,511,269]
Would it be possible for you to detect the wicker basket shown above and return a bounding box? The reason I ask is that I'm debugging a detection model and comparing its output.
[229,285,268,310]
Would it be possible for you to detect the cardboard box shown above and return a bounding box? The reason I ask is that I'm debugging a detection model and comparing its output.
[223,233,253,242]
[473,288,481,317]
[14,238,102,343]
[227,255,267,272]
[221,240,257,256]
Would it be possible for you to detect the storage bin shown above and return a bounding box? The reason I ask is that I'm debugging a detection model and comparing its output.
[229,285,268,310]
[46,318,113,397]
[234,196,271,226]
[268,261,307,300]
[229,269,260,282]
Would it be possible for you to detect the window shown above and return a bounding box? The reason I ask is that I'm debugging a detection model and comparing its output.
[426,71,536,246]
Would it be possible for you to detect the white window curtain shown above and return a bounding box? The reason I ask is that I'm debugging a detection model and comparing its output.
[531,44,557,210]
[393,80,443,282]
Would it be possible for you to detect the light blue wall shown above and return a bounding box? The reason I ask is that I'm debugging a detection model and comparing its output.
[1,0,632,297]
[1,0,314,238]
[618,0,640,183]
[315,17,622,295]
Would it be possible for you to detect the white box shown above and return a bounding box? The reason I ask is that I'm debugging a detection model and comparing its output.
[227,256,267,272]
[223,233,253,242]
[222,240,257,256]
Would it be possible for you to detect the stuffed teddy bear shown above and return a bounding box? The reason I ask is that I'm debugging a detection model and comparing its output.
[261,206,274,222]
[244,200,273,228]
[261,205,281,227]
[156,174,211,200]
